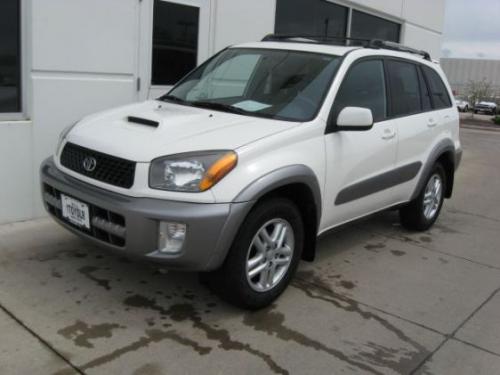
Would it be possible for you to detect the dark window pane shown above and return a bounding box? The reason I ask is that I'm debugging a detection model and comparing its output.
[0,0,21,113]
[275,0,347,38]
[152,0,199,85]
[333,60,386,122]
[387,60,421,117]
[417,66,432,111]
[351,10,400,42]
[422,66,452,109]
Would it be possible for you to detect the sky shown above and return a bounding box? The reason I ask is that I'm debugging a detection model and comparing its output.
[441,0,500,59]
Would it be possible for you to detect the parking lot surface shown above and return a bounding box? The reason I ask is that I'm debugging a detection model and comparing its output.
[1,128,500,375]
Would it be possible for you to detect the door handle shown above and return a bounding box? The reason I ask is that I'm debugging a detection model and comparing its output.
[381,128,396,140]
[427,118,437,128]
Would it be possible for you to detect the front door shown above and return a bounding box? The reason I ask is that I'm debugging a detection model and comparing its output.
[137,0,211,100]
[322,58,398,230]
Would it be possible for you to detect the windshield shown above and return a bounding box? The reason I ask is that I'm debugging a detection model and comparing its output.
[162,48,341,122]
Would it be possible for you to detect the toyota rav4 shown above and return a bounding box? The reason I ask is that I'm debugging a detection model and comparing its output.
[41,36,461,309]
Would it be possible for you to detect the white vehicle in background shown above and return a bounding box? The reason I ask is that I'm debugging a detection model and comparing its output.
[455,98,470,112]
[41,36,461,309]
[474,101,497,115]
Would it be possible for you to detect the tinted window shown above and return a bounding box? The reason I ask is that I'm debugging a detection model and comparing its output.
[387,60,421,117]
[422,66,452,109]
[351,10,400,43]
[333,60,386,122]
[417,67,432,111]
[152,0,199,85]
[275,0,348,38]
[0,0,21,113]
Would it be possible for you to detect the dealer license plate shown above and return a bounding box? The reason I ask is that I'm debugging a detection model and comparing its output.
[61,194,90,229]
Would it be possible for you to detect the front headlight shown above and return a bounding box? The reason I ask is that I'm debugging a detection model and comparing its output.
[149,151,238,192]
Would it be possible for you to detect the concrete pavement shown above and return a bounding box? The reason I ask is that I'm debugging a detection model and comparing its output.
[1,128,500,374]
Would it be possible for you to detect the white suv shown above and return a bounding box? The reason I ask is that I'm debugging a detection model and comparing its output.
[41,36,461,309]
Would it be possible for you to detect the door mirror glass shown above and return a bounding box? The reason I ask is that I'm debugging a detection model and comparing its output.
[336,107,373,130]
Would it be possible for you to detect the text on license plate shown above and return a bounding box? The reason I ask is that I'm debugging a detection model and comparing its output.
[61,194,90,229]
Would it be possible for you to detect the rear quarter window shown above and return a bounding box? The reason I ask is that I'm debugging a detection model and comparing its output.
[422,66,452,110]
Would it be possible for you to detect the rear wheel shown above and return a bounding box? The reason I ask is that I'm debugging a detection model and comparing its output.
[205,198,304,310]
[400,163,446,231]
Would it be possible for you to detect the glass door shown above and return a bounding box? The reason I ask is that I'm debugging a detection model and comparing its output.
[138,0,211,100]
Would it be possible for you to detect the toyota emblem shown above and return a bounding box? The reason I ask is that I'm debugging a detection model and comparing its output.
[83,156,97,172]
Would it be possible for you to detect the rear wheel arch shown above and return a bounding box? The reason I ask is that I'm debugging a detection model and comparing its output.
[412,140,456,201]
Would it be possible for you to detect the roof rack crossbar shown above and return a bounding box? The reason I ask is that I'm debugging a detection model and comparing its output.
[261,34,432,61]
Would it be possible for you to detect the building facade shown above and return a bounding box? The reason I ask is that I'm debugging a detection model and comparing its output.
[0,0,446,224]
[441,58,500,100]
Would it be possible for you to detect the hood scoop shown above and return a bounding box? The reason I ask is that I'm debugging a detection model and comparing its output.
[127,116,159,128]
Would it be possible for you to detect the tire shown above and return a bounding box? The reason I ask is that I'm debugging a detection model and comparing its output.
[464,106,468,112]
[399,163,446,231]
[204,197,304,310]
[474,110,478,114]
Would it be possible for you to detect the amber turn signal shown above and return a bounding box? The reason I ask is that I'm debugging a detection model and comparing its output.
[199,152,238,191]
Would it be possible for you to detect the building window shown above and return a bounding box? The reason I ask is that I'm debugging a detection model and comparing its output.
[275,0,348,38]
[350,10,400,42]
[0,0,21,113]
[152,0,199,86]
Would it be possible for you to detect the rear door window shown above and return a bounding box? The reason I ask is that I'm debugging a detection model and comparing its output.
[422,66,452,109]
[386,60,422,117]
[333,59,387,123]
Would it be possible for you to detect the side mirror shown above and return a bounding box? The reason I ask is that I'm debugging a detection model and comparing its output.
[336,107,374,131]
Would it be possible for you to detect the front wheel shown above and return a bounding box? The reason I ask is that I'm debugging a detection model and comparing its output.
[204,198,304,310]
[400,163,446,231]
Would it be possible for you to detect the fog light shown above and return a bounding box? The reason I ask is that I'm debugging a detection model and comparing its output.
[158,222,186,254]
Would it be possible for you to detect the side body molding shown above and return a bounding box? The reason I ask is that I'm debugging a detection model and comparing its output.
[233,164,323,224]
[411,138,457,200]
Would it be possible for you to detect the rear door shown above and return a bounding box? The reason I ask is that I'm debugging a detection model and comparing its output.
[323,58,398,228]
[390,60,454,203]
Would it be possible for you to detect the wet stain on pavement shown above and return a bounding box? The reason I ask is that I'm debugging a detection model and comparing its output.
[57,320,125,348]
[132,363,164,375]
[390,250,406,257]
[78,266,111,290]
[364,243,386,252]
[339,280,356,290]
[438,257,449,265]
[51,268,62,278]
[244,307,385,375]
[292,270,430,373]
[123,295,288,374]
[419,236,432,243]
[53,329,196,375]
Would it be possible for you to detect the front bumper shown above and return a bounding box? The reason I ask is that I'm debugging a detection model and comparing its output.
[40,158,252,271]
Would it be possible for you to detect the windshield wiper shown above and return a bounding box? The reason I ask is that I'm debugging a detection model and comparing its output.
[190,101,249,115]
[160,94,188,104]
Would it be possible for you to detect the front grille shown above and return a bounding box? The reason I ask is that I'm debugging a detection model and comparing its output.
[43,183,126,247]
[60,143,136,189]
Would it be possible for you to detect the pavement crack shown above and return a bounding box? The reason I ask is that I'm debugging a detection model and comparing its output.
[409,287,500,374]
[78,266,111,290]
[0,301,85,375]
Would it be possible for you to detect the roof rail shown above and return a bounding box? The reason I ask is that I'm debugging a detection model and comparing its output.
[368,39,431,61]
[261,34,372,47]
[261,34,432,61]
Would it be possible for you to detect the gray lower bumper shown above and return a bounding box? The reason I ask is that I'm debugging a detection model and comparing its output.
[40,158,252,271]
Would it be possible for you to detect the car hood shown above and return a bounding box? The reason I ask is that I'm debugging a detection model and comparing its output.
[65,100,299,162]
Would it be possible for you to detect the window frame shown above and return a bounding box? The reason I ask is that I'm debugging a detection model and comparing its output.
[421,65,453,110]
[0,0,28,122]
[327,56,388,132]
[328,55,452,132]
[385,57,424,119]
